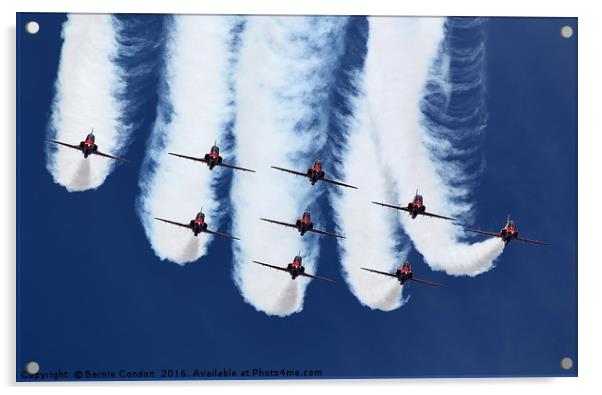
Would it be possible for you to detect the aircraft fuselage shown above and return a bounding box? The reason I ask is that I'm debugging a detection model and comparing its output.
[306,162,325,185]
[79,137,98,158]
[189,217,208,236]
[286,263,306,279]
[295,213,314,235]
[286,256,305,279]
[204,146,223,170]
[407,196,426,219]
[500,225,518,244]
[396,263,414,284]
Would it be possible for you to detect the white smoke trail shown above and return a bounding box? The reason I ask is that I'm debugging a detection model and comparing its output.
[361,17,504,276]
[332,94,411,311]
[138,16,239,264]
[231,16,348,316]
[47,14,129,192]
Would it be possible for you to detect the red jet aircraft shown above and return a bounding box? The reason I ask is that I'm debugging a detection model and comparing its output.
[464,216,548,245]
[271,159,357,189]
[169,143,255,172]
[155,209,239,240]
[260,211,345,239]
[361,261,443,287]
[253,255,335,283]
[372,190,456,221]
[45,129,128,161]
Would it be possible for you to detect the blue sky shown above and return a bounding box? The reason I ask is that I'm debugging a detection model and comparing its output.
[17,14,577,380]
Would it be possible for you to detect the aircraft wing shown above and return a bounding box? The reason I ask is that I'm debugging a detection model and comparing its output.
[154,217,191,229]
[45,138,82,151]
[252,260,289,273]
[464,228,503,238]
[320,176,358,190]
[360,267,398,279]
[299,272,335,283]
[271,166,310,178]
[218,162,256,173]
[409,277,444,287]
[419,211,456,221]
[93,150,129,162]
[308,228,345,239]
[205,228,240,241]
[168,152,208,163]
[372,202,410,213]
[259,218,298,229]
[516,236,549,245]
[371,201,411,213]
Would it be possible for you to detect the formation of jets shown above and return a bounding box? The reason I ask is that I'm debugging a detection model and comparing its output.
[371,190,546,246]
[47,129,549,292]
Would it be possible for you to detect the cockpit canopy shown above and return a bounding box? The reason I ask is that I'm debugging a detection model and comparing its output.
[211,145,219,154]
[195,212,205,220]
[303,211,311,218]
[293,255,302,263]
[414,194,423,203]
[507,219,515,228]
[86,133,95,142]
